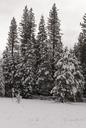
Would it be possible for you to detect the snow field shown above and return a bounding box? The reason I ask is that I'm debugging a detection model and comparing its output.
[0,98,86,128]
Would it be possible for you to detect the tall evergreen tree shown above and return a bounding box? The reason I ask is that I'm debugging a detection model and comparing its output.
[51,51,84,102]
[36,15,52,95]
[3,17,19,97]
[19,6,36,98]
[47,3,63,87]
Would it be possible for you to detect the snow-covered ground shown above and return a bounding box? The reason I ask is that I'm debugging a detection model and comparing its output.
[0,98,86,128]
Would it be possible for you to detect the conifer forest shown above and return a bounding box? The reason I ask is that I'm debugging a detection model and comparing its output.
[1,3,86,102]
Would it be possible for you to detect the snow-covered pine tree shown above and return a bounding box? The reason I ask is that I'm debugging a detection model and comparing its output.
[19,6,29,97]
[19,6,36,98]
[36,15,53,95]
[51,50,84,102]
[47,3,63,87]
[3,17,19,97]
[74,14,86,96]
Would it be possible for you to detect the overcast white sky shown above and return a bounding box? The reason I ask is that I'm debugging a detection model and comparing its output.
[0,0,86,54]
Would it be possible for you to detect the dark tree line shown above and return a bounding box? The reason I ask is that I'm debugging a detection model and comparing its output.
[1,3,85,102]
[74,13,86,97]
